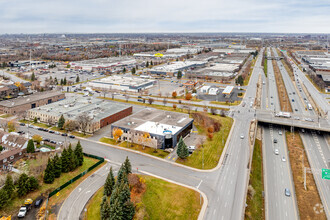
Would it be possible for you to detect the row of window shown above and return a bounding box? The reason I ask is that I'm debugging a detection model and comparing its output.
[1,152,22,163]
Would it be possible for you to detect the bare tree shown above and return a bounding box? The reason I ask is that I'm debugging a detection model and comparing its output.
[220,109,226,117]
[77,113,92,135]
[163,98,167,106]
[64,120,78,132]
[125,95,130,102]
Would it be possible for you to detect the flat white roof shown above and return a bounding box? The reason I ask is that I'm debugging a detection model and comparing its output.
[135,121,182,136]
[222,86,234,94]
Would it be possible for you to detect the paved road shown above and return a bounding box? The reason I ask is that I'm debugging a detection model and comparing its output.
[0,70,28,83]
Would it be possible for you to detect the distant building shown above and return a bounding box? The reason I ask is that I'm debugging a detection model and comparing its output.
[28,97,132,134]
[0,91,65,115]
[111,108,193,149]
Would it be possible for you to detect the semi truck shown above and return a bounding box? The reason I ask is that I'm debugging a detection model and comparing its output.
[275,112,291,118]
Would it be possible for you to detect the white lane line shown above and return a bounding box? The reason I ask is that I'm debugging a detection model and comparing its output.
[225,202,227,208]
[196,180,203,189]
[213,209,216,215]
[217,197,220,202]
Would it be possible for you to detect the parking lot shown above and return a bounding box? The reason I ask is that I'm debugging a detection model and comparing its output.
[198,88,244,102]
[148,79,184,96]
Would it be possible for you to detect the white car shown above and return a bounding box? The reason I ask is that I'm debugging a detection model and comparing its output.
[54,131,60,135]
[240,134,244,139]
[17,206,27,218]
[278,130,282,135]
[274,149,279,155]
[282,156,286,162]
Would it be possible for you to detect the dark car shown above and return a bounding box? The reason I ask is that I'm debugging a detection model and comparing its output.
[61,133,68,136]
[44,129,49,132]
[19,123,25,126]
[34,198,43,208]
[50,140,57,144]
[38,127,44,131]
[43,138,50,142]
[69,135,75,139]
[49,130,55,134]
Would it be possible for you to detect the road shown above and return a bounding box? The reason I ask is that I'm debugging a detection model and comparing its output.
[0,70,28,83]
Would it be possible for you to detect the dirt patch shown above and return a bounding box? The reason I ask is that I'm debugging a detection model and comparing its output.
[286,132,326,220]
[272,60,293,112]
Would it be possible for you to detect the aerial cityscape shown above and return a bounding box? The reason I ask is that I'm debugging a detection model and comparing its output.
[0,1,329,220]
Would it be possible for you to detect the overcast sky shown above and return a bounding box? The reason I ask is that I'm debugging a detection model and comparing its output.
[0,0,329,34]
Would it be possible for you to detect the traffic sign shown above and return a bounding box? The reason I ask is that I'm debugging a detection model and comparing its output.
[322,169,330,180]
[56,192,60,197]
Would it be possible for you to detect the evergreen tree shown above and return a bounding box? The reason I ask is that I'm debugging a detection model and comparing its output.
[55,77,58,85]
[176,136,189,159]
[68,144,78,171]
[101,196,111,220]
[76,76,80,83]
[3,175,15,197]
[123,67,126,73]
[0,189,9,209]
[74,141,84,166]
[116,165,128,185]
[123,156,132,174]
[146,61,149,68]
[17,173,29,197]
[177,70,182,79]
[53,154,62,178]
[104,167,115,197]
[109,196,123,220]
[44,158,55,184]
[58,114,65,129]
[123,200,135,220]
[63,77,67,85]
[28,176,39,191]
[131,67,136,74]
[60,78,64,85]
[27,139,35,153]
[61,148,70,173]
[118,180,131,205]
[34,117,38,123]
[31,73,35,81]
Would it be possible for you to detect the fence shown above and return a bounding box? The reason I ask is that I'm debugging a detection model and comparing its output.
[48,153,104,198]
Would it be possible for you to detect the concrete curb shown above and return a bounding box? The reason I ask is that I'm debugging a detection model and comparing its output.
[76,118,236,173]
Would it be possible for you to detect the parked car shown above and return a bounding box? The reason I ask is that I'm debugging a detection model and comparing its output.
[61,133,68,136]
[17,206,27,218]
[43,138,50,142]
[49,130,55,134]
[55,131,60,135]
[188,146,195,154]
[34,198,43,208]
[50,140,57,144]
[69,135,75,139]
[38,127,43,131]
[19,123,25,126]
[273,139,277,143]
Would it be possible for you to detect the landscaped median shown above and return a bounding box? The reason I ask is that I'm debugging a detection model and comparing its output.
[84,175,202,220]
[245,139,264,220]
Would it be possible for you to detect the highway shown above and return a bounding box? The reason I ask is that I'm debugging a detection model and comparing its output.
[273,47,330,218]
[262,52,299,220]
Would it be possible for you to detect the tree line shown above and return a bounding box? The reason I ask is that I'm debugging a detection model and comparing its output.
[44,141,84,184]
[101,157,135,220]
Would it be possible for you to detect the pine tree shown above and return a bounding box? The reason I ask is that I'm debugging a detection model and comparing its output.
[28,176,39,191]
[146,61,149,68]
[63,77,67,85]
[58,114,65,129]
[123,200,135,220]
[44,158,55,184]
[116,165,128,185]
[53,154,62,178]
[61,148,70,173]
[27,139,35,153]
[0,189,9,209]
[3,175,15,197]
[76,76,80,83]
[150,60,153,66]
[17,173,29,197]
[67,144,77,171]
[104,167,115,197]
[31,72,35,81]
[118,180,130,205]
[74,141,84,166]
[123,156,132,175]
[55,77,58,85]
[177,136,189,159]
[101,196,111,220]
[109,196,123,220]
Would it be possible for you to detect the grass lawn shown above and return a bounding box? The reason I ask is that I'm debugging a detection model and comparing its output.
[0,114,12,118]
[84,176,202,220]
[99,137,118,145]
[141,176,202,220]
[70,131,91,138]
[18,120,51,128]
[50,127,64,132]
[210,100,241,106]
[119,142,169,159]
[245,139,264,220]
[1,156,101,216]
[177,115,233,169]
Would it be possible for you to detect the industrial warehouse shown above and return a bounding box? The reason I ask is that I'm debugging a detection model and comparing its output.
[111,108,193,149]
[28,97,132,133]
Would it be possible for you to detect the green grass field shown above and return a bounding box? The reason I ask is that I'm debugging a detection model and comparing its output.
[85,176,202,220]
[177,115,233,169]
[245,139,264,220]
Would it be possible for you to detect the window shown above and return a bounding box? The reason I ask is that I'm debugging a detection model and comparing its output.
[19,152,22,155]
[3,158,7,163]
[10,156,14,160]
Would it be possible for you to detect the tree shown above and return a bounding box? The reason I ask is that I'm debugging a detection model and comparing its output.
[77,112,92,135]
[63,77,67,85]
[101,196,111,220]
[28,176,39,191]
[163,98,167,106]
[210,108,217,115]
[60,78,64,85]
[32,134,42,144]
[176,137,189,159]
[27,139,35,153]
[31,72,36,81]
[7,120,16,132]
[123,157,132,174]
[44,158,55,184]
[0,189,9,209]
[17,173,29,197]
[0,146,2,152]
[148,98,154,105]
[177,70,182,79]
[76,76,80,83]
[68,144,78,171]
[53,154,62,178]
[113,128,123,142]
[34,117,38,123]
[74,141,84,166]
[3,175,15,197]
[172,91,177,98]
[116,165,128,185]
[185,93,192,100]
[123,67,126,73]
[58,114,65,129]
[131,67,136,74]
[64,120,77,132]
[150,60,153,66]
[173,104,177,110]
[236,75,244,85]
[146,61,149,68]
[61,148,70,173]
[104,167,115,197]
[109,196,123,220]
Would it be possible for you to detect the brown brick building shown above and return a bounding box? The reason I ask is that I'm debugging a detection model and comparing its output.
[0,91,65,115]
